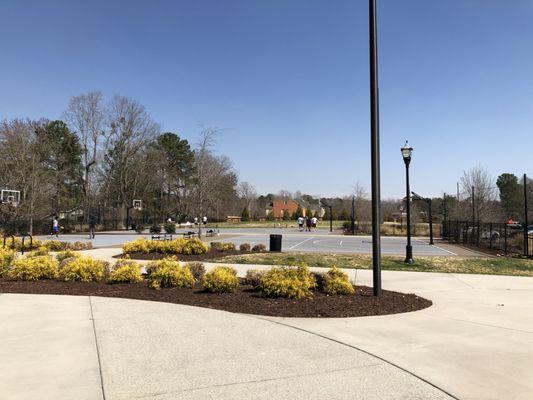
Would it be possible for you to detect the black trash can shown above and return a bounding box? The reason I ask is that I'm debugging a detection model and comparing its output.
[269,234,282,252]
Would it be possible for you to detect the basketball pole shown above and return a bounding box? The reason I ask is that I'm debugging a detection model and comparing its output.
[369,0,382,296]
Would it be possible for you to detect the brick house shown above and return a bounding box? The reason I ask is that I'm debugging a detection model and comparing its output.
[267,198,300,219]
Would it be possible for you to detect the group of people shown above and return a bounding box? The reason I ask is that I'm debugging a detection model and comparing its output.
[297,216,318,232]
[50,214,97,239]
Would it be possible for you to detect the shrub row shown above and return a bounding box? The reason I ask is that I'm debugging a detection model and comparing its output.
[122,237,208,255]
[2,238,93,252]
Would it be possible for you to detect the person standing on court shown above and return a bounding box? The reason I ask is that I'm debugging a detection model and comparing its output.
[298,216,304,231]
[311,216,317,230]
[88,214,96,239]
[306,216,312,232]
[51,216,59,238]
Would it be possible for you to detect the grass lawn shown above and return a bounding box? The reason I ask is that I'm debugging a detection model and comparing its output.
[209,252,533,277]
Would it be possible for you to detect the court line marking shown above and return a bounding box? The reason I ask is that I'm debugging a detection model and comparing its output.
[288,236,315,250]
[413,238,457,256]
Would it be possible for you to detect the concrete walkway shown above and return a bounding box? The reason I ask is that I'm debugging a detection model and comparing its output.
[1,294,452,400]
[1,251,532,399]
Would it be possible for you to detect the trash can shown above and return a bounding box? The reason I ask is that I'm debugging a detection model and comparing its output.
[269,234,282,252]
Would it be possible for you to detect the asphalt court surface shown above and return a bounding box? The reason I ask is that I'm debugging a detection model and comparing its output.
[36,228,455,256]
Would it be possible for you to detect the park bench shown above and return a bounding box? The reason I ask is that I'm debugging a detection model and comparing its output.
[183,231,197,239]
[205,229,217,237]
[151,233,173,241]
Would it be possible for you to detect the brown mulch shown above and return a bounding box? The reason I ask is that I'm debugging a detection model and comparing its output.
[114,249,265,261]
[0,279,431,318]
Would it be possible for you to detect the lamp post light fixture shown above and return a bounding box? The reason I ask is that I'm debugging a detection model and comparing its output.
[401,142,414,264]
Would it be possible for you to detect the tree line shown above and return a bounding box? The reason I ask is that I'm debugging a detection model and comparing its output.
[0,92,241,234]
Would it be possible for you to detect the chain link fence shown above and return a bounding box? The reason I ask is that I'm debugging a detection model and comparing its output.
[442,220,532,257]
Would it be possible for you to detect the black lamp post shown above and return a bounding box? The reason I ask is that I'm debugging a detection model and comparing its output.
[401,142,414,264]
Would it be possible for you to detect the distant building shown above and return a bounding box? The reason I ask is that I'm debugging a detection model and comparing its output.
[266,198,324,219]
[268,198,300,219]
[226,215,242,223]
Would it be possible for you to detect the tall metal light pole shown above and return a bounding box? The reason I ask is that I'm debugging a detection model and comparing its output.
[369,0,382,296]
[524,174,529,257]
[401,143,413,264]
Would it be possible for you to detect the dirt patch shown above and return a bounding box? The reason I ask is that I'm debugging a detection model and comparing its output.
[0,279,431,318]
[115,249,267,262]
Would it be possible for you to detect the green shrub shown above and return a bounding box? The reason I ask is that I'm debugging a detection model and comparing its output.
[146,258,195,289]
[150,224,162,234]
[164,222,176,234]
[185,262,205,282]
[239,243,251,252]
[323,266,355,295]
[259,265,316,299]
[108,260,143,283]
[5,237,43,251]
[0,247,16,277]
[252,243,266,252]
[312,271,327,291]
[56,249,81,263]
[244,269,264,288]
[6,256,58,281]
[203,266,239,293]
[182,237,209,255]
[58,256,109,282]
[135,224,145,234]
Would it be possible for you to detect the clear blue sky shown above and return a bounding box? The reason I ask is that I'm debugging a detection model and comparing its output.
[1,0,532,198]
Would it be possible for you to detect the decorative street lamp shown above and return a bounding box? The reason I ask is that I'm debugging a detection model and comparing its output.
[401,142,414,264]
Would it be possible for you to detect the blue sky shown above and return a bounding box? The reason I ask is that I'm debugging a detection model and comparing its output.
[1,0,532,198]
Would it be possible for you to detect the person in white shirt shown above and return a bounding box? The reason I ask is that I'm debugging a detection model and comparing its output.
[297,216,304,231]
[311,216,317,229]
[203,216,207,225]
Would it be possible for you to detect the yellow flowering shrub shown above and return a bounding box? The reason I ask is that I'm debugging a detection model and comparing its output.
[323,266,355,295]
[203,266,239,293]
[0,247,16,277]
[146,258,195,289]
[56,249,81,263]
[182,237,209,255]
[108,260,143,284]
[123,237,208,255]
[58,256,108,282]
[6,256,58,281]
[259,264,316,299]
[29,246,49,257]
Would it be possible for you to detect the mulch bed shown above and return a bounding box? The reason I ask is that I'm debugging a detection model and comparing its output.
[115,249,265,261]
[0,279,431,318]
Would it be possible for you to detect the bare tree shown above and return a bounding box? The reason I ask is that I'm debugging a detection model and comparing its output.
[460,166,496,222]
[237,181,257,216]
[101,95,160,227]
[63,91,105,218]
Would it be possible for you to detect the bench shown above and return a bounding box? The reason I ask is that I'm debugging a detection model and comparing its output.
[151,234,173,241]
[183,231,197,239]
[205,229,217,237]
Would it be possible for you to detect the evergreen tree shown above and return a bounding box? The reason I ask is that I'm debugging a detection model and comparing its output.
[282,209,291,220]
[241,206,250,221]
[496,173,522,219]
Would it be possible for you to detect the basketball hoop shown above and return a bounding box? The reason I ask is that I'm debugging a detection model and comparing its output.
[1,189,20,207]
[133,199,142,211]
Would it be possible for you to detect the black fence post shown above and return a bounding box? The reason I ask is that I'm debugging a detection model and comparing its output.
[504,223,508,255]
[489,222,493,250]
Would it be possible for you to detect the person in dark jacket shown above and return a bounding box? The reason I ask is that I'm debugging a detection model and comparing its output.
[89,215,96,239]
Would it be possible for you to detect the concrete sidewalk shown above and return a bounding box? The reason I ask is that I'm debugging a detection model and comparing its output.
[1,251,532,399]
[0,294,451,400]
